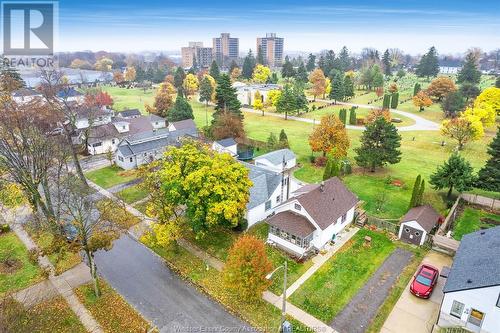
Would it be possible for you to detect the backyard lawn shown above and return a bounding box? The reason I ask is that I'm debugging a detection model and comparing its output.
[116,184,149,204]
[4,296,86,332]
[452,206,500,240]
[75,279,152,333]
[101,86,154,113]
[289,229,396,322]
[85,165,138,189]
[0,232,43,294]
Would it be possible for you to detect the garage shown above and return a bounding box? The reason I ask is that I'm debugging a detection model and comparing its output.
[398,205,441,246]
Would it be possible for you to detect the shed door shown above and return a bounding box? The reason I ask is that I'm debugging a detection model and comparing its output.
[400,224,423,245]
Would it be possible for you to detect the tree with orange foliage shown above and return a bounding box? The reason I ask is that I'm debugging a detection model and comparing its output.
[426,77,457,101]
[412,91,433,111]
[309,114,350,157]
[388,83,398,93]
[211,112,246,140]
[113,71,124,84]
[223,235,272,300]
[164,74,175,85]
[366,108,392,123]
[85,90,114,108]
[150,82,176,117]
[308,68,326,101]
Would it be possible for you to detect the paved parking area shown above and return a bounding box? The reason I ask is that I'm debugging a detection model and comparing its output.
[381,251,453,333]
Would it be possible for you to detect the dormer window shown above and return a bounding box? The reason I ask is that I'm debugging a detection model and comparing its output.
[122,126,126,130]
[295,203,301,210]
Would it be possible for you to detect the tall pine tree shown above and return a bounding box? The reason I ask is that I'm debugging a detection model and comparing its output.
[242,50,256,79]
[209,61,221,81]
[382,49,392,76]
[416,46,439,79]
[329,71,345,102]
[306,53,316,72]
[476,127,500,192]
[167,95,194,122]
[457,52,481,85]
[213,74,242,120]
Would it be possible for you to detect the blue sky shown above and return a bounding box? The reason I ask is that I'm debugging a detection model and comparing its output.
[57,0,500,54]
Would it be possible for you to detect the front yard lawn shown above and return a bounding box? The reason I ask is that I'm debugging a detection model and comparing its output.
[30,231,82,275]
[289,229,396,322]
[75,279,152,333]
[116,184,148,204]
[85,165,137,189]
[452,206,500,240]
[0,232,43,294]
[3,296,86,332]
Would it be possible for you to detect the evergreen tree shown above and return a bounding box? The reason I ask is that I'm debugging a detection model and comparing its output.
[382,49,392,76]
[229,60,239,74]
[457,52,481,85]
[295,62,308,83]
[339,109,347,125]
[329,72,345,102]
[0,59,25,94]
[242,50,256,79]
[476,127,500,192]
[281,56,296,78]
[257,46,265,65]
[323,155,340,180]
[343,75,355,99]
[416,180,425,206]
[390,92,399,109]
[173,67,185,90]
[383,94,391,109]
[266,132,278,150]
[349,107,357,125]
[416,46,439,79]
[409,175,422,209]
[167,95,194,122]
[199,76,214,106]
[413,82,421,96]
[146,67,155,81]
[430,153,475,198]
[324,50,336,76]
[441,91,465,117]
[354,118,402,172]
[371,65,384,88]
[278,129,289,148]
[213,74,242,120]
[338,46,350,72]
[209,60,221,81]
[317,55,326,73]
[306,53,316,72]
[459,83,480,101]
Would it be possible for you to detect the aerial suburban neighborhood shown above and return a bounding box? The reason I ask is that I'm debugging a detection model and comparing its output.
[0,1,499,333]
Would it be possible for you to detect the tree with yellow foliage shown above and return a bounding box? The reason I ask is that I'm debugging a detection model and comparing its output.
[94,57,113,72]
[441,116,483,150]
[413,91,433,111]
[266,89,282,108]
[182,73,199,98]
[230,67,242,82]
[253,90,264,116]
[309,68,326,101]
[309,114,350,157]
[463,103,495,128]
[325,77,332,97]
[150,82,176,117]
[124,66,136,82]
[252,64,271,83]
[474,87,500,118]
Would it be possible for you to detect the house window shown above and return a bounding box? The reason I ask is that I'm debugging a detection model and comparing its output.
[129,157,133,162]
[295,203,301,210]
[122,126,126,130]
[283,177,288,185]
[265,200,272,211]
[405,228,410,233]
[450,300,464,318]
[415,231,420,236]
[496,293,500,308]
[341,213,347,223]
[118,156,123,162]
[93,142,102,147]
[276,195,281,203]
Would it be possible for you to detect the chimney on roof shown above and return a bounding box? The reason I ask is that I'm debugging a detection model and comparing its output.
[320,181,325,192]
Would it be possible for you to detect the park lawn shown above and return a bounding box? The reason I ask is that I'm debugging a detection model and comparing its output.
[5,296,86,333]
[452,207,500,240]
[85,165,138,189]
[116,184,148,204]
[289,229,396,322]
[147,243,310,332]
[184,223,314,296]
[0,232,43,294]
[101,86,154,113]
[31,231,82,275]
[75,279,152,333]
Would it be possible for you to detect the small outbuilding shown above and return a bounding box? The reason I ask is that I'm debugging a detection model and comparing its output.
[398,205,441,246]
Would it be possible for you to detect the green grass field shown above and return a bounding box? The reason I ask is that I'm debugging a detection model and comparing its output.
[116,184,149,204]
[289,229,396,322]
[452,206,500,240]
[0,232,43,294]
[85,165,138,189]
[101,86,154,112]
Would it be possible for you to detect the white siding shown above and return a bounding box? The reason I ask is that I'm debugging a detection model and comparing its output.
[268,233,306,256]
[312,206,355,249]
[246,185,283,227]
[439,285,500,333]
[87,138,118,155]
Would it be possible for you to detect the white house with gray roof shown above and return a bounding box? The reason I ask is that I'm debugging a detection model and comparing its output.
[438,226,500,333]
[212,138,238,157]
[255,148,297,173]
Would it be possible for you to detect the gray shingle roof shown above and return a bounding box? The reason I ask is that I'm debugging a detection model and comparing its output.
[255,149,296,166]
[443,226,500,293]
[401,205,441,232]
[242,162,282,209]
[170,119,196,130]
[116,109,141,118]
[12,88,41,97]
[216,138,237,148]
[268,211,316,238]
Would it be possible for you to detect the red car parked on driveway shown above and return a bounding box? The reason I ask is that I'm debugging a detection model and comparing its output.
[410,264,439,299]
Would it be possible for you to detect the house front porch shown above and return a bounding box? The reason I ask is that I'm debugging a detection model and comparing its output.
[267,211,316,257]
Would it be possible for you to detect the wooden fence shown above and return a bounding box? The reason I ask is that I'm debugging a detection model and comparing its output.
[366,216,399,234]
[461,193,500,210]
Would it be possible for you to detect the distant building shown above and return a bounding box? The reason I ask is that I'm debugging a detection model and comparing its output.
[257,33,284,68]
[213,33,239,68]
[181,42,213,69]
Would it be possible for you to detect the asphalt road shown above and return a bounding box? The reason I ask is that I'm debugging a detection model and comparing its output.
[94,234,250,332]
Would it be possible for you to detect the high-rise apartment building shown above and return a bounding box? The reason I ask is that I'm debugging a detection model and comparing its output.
[212,33,239,68]
[257,33,284,68]
[181,42,213,69]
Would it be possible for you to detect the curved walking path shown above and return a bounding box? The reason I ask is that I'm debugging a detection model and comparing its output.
[242,100,439,132]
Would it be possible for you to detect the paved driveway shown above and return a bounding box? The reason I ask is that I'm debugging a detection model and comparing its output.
[94,234,250,332]
[381,251,453,333]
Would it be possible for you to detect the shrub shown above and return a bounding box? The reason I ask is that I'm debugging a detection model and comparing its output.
[314,156,328,167]
[0,224,11,234]
[27,248,40,265]
[309,155,316,163]
[233,218,248,232]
